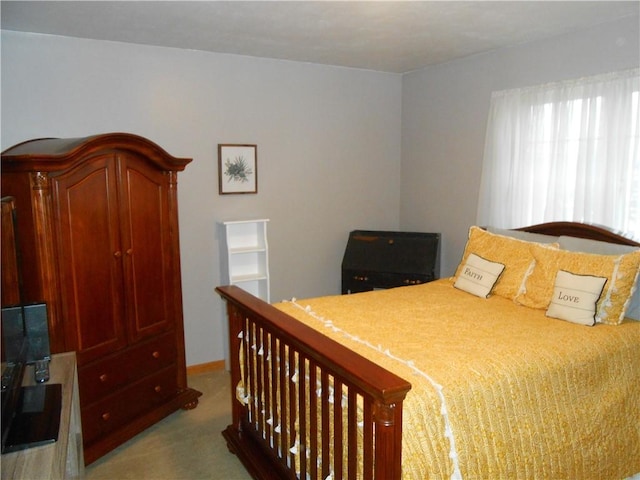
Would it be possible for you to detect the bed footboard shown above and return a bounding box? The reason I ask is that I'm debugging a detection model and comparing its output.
[216,286,411,480]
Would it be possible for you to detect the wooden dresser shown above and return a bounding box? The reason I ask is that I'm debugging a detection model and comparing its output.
[1,133,201,464]
[2,352,84,480]
[342,230,440,294]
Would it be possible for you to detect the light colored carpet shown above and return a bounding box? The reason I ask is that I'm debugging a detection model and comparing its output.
[84,370,252,480]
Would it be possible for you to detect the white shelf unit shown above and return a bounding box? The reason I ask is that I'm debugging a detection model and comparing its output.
[221,219,270,302]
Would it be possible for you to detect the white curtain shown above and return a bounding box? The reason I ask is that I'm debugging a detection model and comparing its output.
[477,68,640,238]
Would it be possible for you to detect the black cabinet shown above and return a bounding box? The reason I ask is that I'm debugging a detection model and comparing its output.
[341,230,440,294]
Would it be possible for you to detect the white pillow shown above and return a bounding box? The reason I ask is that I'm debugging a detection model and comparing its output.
[626,292,640,321]
[558,235,639,255]
[546,270,607,326]
[454,253,505,298]
[486,226,559,244]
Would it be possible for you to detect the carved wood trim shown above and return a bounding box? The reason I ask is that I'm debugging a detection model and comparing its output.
[29,171,66,352]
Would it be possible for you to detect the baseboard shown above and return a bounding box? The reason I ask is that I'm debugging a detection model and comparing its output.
[186,360,226,375]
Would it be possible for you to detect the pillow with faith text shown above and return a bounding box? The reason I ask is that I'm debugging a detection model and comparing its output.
[454,253,505,298]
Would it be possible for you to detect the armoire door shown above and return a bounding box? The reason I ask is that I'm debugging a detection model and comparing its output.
[53,154,128,365]
[117,152,176,343]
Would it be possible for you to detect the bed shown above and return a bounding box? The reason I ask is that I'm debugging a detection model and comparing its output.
[215,222,640,480]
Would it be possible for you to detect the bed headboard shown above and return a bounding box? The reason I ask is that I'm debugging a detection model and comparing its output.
[517,221,640,247]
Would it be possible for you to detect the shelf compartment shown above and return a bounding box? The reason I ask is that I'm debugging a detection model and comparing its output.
[221,219,270,303]
[224,220,268,250]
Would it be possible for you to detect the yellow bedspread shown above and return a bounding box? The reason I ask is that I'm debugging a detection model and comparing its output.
[274,279,640,480]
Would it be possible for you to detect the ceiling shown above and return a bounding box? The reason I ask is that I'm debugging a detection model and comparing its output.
[2,1,638,73]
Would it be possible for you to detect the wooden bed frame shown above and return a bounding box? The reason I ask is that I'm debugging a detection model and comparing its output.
[215,222,639,480]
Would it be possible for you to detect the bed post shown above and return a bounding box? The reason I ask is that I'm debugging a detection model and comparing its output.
[374,400,404,479]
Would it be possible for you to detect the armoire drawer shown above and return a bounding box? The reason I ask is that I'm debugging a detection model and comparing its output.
[79,332,177,406]
[126,332,177,381]
[79,353,130,405]
[81,365,178,444]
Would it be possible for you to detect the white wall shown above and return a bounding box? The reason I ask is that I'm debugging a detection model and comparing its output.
[3,14,638,366]
[401,14,640,277]
[0,31,402,366]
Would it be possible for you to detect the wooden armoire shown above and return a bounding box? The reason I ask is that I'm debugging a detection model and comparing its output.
[1,133,201,464]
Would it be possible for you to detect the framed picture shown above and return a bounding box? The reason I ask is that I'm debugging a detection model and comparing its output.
[218,144,258,194]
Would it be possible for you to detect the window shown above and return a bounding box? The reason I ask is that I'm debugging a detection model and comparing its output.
[477,68,640,239]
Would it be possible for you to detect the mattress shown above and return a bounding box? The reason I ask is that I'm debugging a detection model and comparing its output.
[274,279,640,479]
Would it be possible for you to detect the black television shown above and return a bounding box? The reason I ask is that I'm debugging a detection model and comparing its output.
[1,197,60,454]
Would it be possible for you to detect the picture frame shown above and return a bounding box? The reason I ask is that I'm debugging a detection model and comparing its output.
[218,144,258,194]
